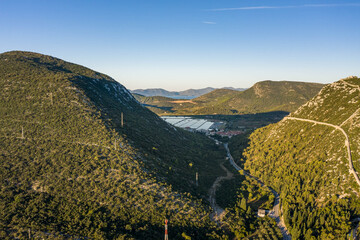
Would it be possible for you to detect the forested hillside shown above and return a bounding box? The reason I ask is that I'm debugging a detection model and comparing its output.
[0,51,225,239]
[235,76,360,239]
[134,81,324,116]
[132,94,179,115]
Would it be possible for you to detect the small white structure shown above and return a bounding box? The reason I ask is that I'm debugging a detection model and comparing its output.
[257,209,266,217]
[161,116,214,132]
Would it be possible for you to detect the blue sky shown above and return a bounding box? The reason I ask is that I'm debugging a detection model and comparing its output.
[1,0,359,90]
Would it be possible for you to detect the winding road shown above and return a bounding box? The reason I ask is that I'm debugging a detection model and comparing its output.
[208,80,360,239]
[285,116,360,239]
[223,143,291,240]
[285,117,360,187]
[208,163,234,224]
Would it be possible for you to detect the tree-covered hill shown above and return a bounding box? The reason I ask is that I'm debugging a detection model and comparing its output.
[232,76,360,239]
[0,51,226,239]
[221,80,324,114]
[134,81,324,116]
[132,94,180,115]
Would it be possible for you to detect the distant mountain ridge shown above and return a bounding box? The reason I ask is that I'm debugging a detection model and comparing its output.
[134,81,325,115]
[131,87,246,98]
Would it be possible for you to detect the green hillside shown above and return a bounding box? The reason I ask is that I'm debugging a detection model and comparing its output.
[179,89,240,115]
[132,94,179,115]
[223,80,324,113]
[231,76,360,239]
[135,81,324,116]
[0,51,226,239]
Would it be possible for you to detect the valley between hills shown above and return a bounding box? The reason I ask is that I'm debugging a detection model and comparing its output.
[1,51,360,240]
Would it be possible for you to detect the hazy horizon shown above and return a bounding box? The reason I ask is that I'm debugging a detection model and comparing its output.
[130,79,325,92]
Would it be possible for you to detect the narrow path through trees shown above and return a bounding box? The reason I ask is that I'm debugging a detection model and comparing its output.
[223,143,291,240]
[208,162,234,225]
[285,116,360,239]
[285,117,360,187]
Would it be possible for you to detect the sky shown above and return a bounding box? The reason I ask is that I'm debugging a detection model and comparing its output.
[1,0,359,90]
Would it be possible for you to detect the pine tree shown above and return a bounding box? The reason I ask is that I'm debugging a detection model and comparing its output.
[240,198,247,211]
[246,206,252,216]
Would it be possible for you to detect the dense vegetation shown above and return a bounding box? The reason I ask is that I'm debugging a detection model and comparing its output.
[134,81,324,116]
[216,161,274,211]
[213,158,280,239]
[132,94,178,115]
[0,51,228,239]
[2,50,353,239]
[234,77,360,239]
[228,132,251,169]
[215,136,281,240]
